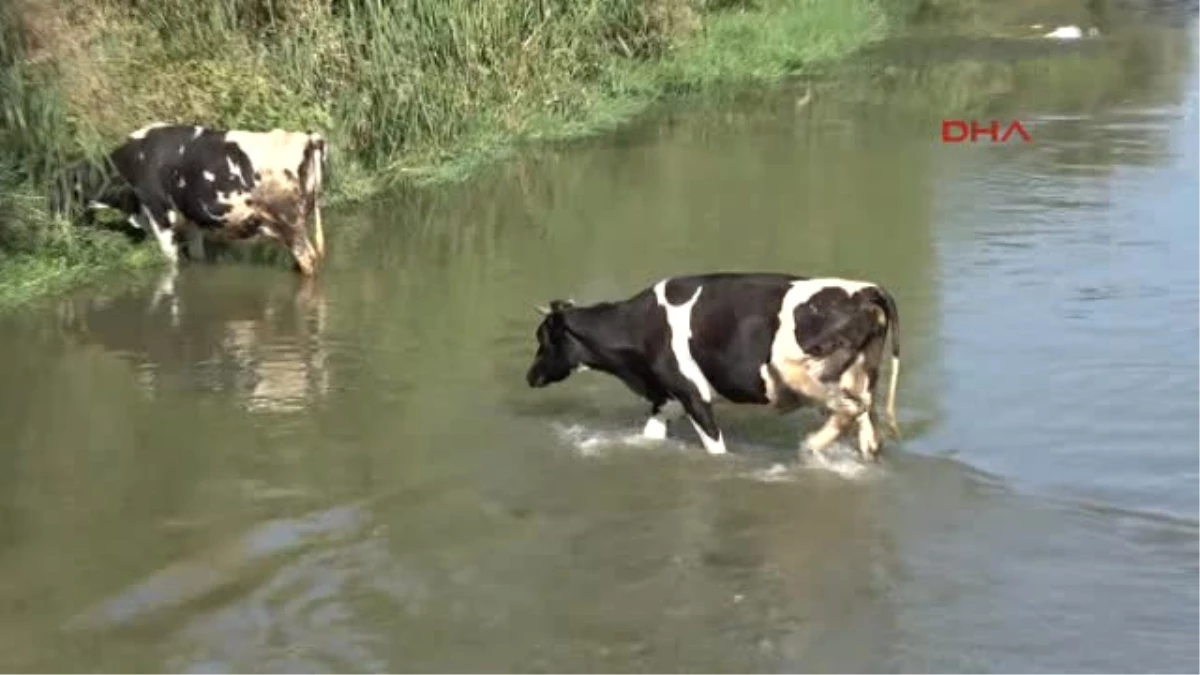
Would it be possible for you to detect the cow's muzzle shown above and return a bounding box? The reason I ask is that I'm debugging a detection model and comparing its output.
[291,236,319,277]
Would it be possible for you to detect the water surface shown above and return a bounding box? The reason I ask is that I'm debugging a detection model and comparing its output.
[0,6,1196,673]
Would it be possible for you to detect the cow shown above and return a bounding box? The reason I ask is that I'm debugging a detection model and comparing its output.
[524,272,901,462]
[51,122,330,276]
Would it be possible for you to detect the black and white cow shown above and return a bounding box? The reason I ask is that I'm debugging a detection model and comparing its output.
[525,272,901,461]
[52,122,329,275]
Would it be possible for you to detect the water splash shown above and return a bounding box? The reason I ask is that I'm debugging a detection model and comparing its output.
[552,421,686,457]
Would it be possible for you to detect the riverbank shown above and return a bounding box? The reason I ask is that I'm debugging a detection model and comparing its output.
[0,0,917,309]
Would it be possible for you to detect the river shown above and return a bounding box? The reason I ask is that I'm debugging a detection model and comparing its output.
[0,3,1196,672]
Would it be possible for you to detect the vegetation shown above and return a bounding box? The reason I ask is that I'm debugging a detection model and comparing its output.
[0,0,905,309]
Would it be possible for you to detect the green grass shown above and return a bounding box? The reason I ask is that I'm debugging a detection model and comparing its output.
[0,178,160,310]
[0,0,905,310]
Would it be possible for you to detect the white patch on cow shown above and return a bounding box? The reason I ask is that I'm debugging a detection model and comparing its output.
[179,145,187,156]
[128,122,168,139]
[214,190,257,225]
[692,423,727,455]
[642,400,682,440]
[177,177,187,188]
[642,416,668,440]
[126,215,142,231]
[137,151,145,162]
[203,170,216,182]
[654,280,713,403]
[653,280,728,456]
[166,210,179,226]
[224,129,309,185]
[226,156,245,185]
[193,126,204,139]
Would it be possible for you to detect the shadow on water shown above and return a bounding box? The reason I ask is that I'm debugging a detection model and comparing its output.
[0,1,1195,671]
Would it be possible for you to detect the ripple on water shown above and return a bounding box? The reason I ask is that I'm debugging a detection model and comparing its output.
[551,420,888,483]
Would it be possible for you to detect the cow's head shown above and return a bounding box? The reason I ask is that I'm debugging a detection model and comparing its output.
[526,299,584,388]
[253,189,319,276]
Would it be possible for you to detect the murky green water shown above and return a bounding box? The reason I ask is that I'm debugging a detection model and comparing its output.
[0,5,1196,673]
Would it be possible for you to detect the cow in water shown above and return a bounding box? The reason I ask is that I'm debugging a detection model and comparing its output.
[525,272,902,461]
[51,123,330,276]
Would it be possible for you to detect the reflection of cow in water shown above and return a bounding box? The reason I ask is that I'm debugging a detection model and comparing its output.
[57,268,330,414]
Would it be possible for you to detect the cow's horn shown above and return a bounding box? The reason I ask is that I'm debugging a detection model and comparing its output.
[535,304,551,316]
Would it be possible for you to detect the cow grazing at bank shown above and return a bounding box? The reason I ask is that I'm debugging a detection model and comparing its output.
[52,122,330,275]
[525,273,901,461]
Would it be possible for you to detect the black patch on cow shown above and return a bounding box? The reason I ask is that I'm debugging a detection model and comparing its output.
[793,286,891,382]
[679,274,799,404]
[662,276,699,305]
[163,135,260,229]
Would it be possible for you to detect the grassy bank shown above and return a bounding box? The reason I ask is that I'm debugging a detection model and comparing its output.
[0,0,909,309]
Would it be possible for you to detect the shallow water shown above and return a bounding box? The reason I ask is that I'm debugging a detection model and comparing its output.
[0,6,1196,673]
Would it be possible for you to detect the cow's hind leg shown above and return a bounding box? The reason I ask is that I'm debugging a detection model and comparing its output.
[853,331,890,460]
[840,354,880,461]
[769,358,848,461]
[802,378,868,462]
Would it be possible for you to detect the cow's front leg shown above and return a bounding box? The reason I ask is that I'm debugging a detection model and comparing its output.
[139,203,180,264]
[312,205,326,260]
[676,392,727,455]
[803,389,865,461]
[182,222,206,262]
[642,399,683,441]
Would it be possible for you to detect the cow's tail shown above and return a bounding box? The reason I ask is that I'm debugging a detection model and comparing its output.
[874,285,901,438]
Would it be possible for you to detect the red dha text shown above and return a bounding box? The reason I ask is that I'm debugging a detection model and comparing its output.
[941,120,1033,143]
